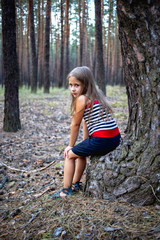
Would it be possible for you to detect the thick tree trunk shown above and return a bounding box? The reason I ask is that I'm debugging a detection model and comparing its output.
[85,0,160,206]
[94,0,106,95]
[44,0,51,93]
[0,31,4,87]
[2,0,21,132]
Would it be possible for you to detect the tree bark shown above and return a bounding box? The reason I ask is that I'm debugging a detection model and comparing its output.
[94,0,106,95]
[44,0,51,93]
[2,0,21,132]
[85,0,160,206]
[28,0,37,93]
[0,30,4,87]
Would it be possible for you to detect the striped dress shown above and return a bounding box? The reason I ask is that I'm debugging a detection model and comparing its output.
[83,100,120,138]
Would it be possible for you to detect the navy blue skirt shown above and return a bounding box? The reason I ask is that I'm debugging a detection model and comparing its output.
[72,133,121,157]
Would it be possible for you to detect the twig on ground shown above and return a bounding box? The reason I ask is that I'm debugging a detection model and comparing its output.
[0,160,56,174]
[33,186,56,198]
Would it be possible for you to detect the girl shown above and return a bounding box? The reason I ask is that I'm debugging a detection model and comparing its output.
[52,66,121,198]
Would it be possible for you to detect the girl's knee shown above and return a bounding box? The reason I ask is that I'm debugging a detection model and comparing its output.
[67,150,78,160]
[65,151,76,161]
[65,150,85,161]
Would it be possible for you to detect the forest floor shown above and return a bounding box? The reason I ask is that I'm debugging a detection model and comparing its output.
[0,86,160,240]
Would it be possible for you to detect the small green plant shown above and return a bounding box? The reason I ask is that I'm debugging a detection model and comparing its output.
[42,232,52,239]
[54,162,64,168]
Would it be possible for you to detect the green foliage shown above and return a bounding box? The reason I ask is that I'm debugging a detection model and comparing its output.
[18,87,69,100]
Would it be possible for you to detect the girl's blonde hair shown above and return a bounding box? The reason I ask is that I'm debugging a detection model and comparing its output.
[67,66,112,117]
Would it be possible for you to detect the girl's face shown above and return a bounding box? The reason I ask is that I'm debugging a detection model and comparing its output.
[69,76,84,98]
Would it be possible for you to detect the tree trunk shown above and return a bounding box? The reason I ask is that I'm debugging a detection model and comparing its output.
[112,14,120,85]
[94,0,106,95]
[85,0,160,206]
[0,30,4,87]
[106,0,112,85]
[2,0,21,132]
[38,0,44,89]
[64,0,70,88]
[28,0,37,93]
[83,0,89,66]
[75,20,78,67]
[26,7,31,88]
[44,0,51,93]
[18,0,24,87]
[59,0,64,88]
[78,0,83,66]
[37,0,42,88]
[54,29,60,87]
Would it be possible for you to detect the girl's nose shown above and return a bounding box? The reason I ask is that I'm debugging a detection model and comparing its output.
[71,86,75,91]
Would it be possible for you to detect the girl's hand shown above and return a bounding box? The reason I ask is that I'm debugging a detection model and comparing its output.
[64,146,73,158]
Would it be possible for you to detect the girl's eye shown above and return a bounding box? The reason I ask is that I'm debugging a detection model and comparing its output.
[75,84,79,87]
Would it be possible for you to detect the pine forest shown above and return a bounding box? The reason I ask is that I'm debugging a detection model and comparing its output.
[0,0,123,93]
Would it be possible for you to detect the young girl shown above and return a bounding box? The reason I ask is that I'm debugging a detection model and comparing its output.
[52,66,121,198]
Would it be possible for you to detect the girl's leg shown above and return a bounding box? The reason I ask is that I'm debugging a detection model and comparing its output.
[63,155,76,189]
[60,151,85,197]
[58,155,76,197]
[72,157,86,184]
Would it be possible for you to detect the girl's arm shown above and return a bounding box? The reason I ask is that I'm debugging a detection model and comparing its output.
[68,95,86,147]
[83,119,89,140]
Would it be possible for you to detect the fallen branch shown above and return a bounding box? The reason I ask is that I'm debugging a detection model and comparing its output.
[0,160,56,174]
[33,185,56,198]
[28,211,40,223]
